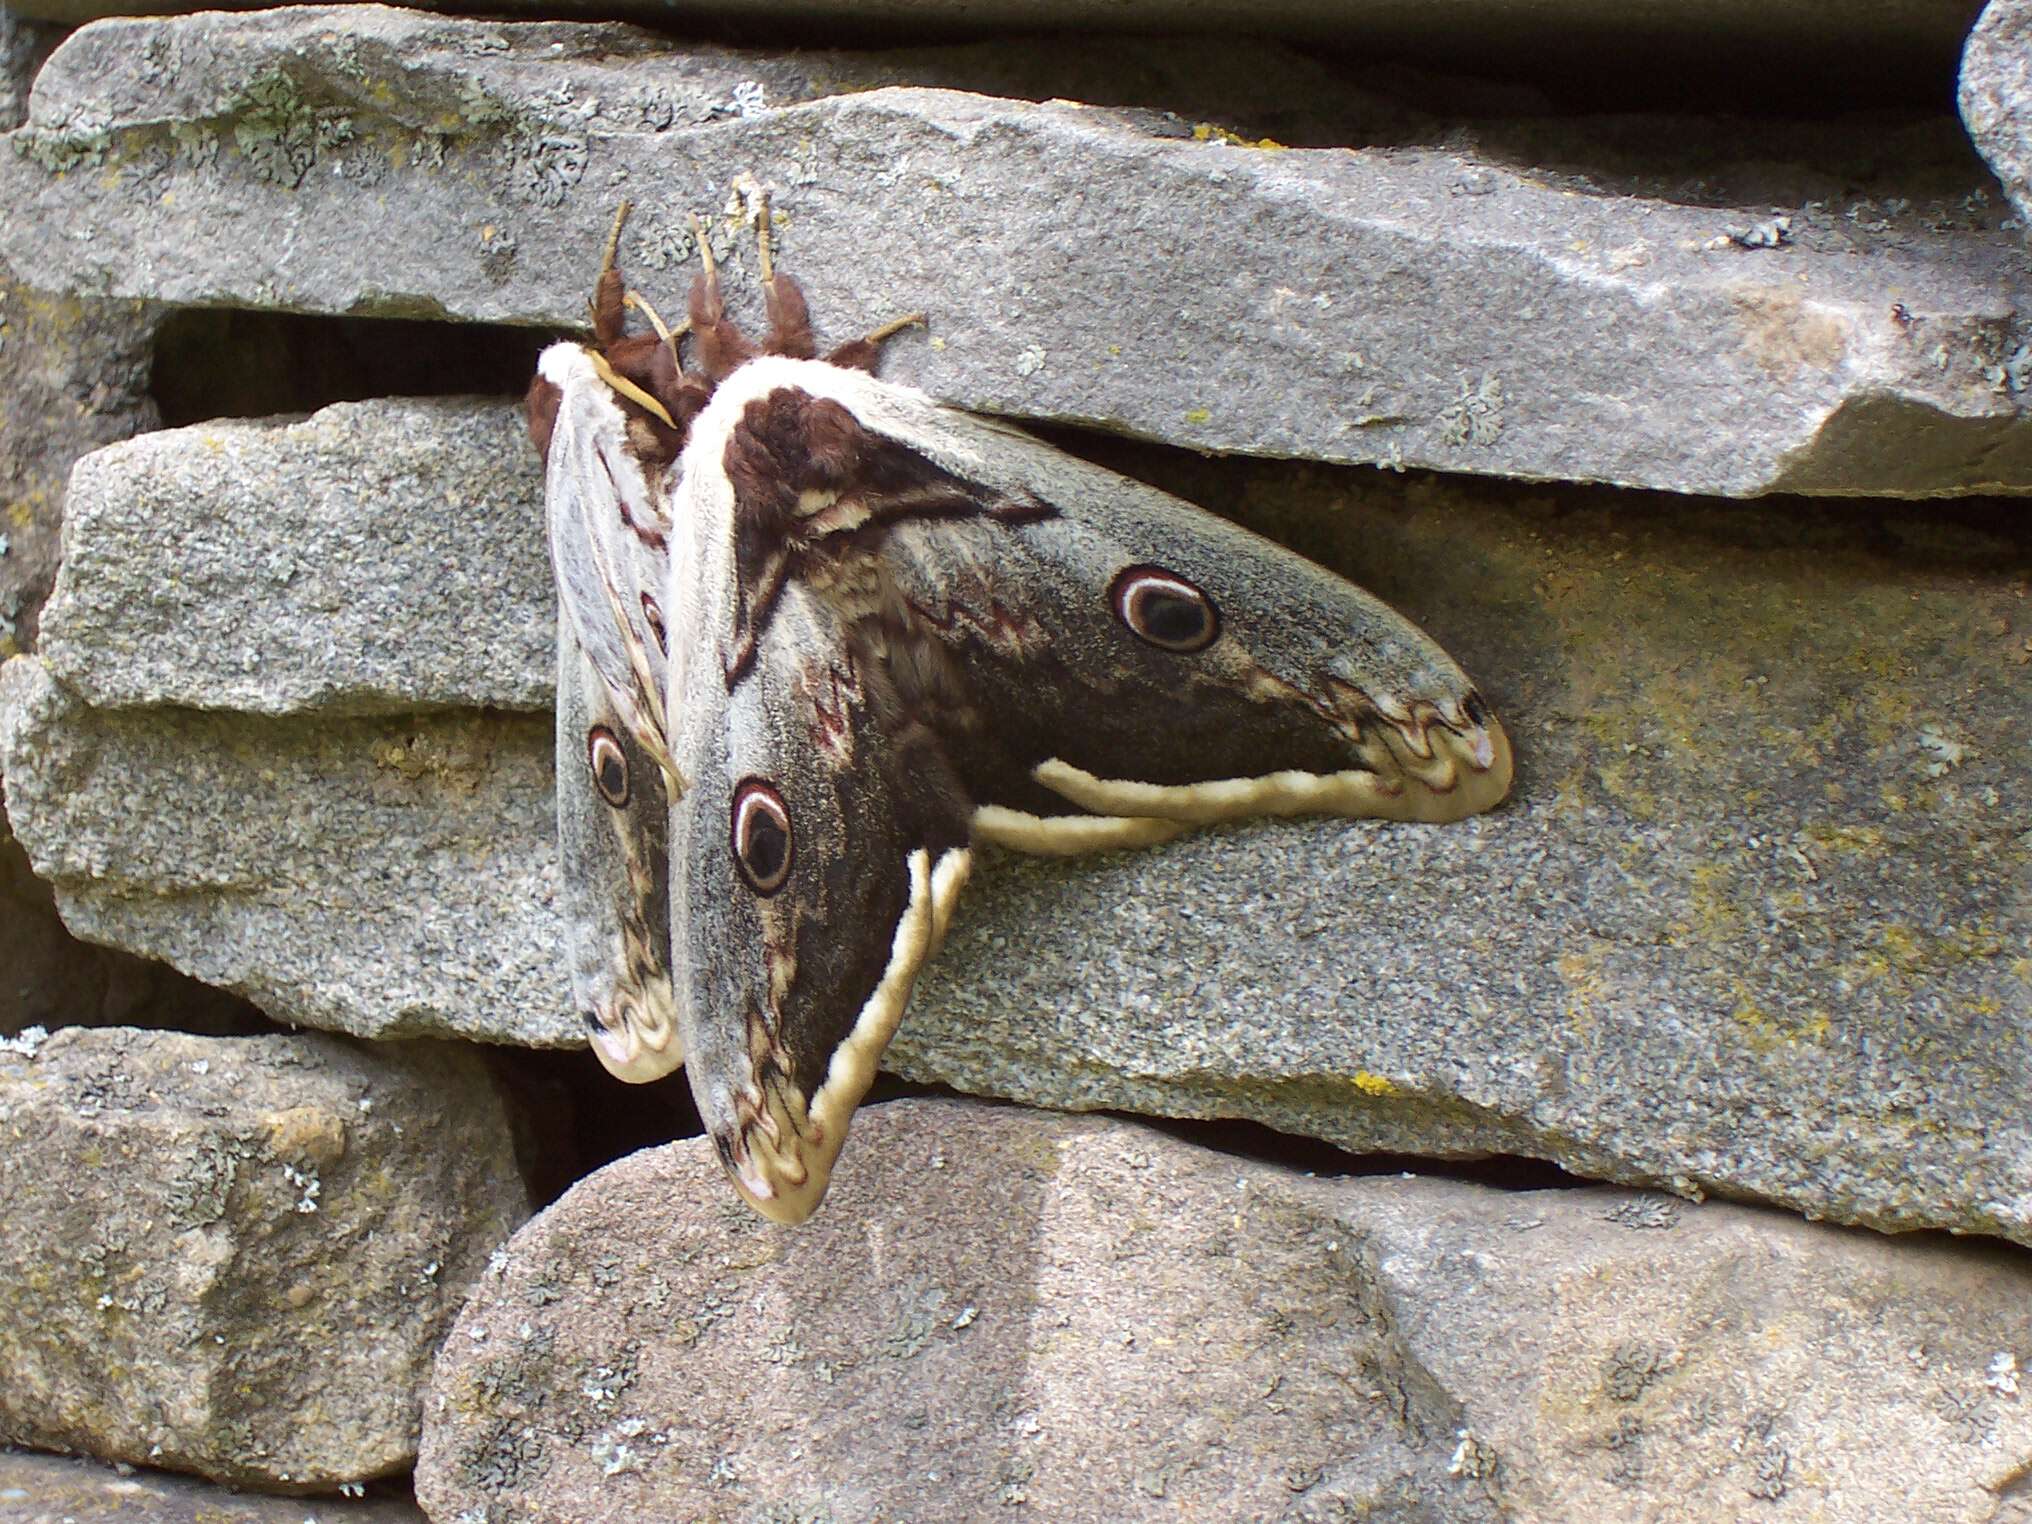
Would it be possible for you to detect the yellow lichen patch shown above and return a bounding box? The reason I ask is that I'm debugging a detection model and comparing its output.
[1351,1071,1397,1097]
[370,727,493,792]
[1190,122,1287,151]
[264,1105,348,1167]
[1555,943,1612,1034]
[1729,991,1830,1053]
[1669,862,1747,951]
[1183,408,1212,425]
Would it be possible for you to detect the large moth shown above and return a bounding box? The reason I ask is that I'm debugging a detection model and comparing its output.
[532,202,1514,1224]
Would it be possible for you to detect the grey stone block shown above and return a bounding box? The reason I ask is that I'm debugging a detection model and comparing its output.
[41,399,551,715]
[3,6,2026,497]
[1963,0,2032,235]
[0,1026,531,1489]
[0,657,571,1046]
[417,1099,2032,1524]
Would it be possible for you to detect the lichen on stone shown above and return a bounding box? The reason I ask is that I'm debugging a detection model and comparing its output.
[229,70,356,189]
[14,106,114,173]
[1440,372,1505,448]
[497,124,587,208]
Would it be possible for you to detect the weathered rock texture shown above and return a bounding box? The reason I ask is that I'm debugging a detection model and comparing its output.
[3,7,2026,497]
[0,659,562,1046]
[0,1027,531,1488]
[0,24,270,1040]
[1963,0,2032,234]
[42,400,550,715]
[0,1447,429,1523]
[5,396,2027,1246]
[418,1100,2032,1524]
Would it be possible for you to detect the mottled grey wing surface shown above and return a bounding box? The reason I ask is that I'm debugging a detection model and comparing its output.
[664,355,1512,1224]
[667,576,972,1224]
[834,382,1513,839]
[554,628,681,1080]
[538,339,683,1081]
[538,341,677,781]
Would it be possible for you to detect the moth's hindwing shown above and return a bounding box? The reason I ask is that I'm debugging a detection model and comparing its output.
[540,338,683,1082]
[539,341,678,781]
[668,355,1513,1222]
[556,628,682,1079]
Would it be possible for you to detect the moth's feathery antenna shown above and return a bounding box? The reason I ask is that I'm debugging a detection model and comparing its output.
[595,199,689,362]
[601,199,632,277]
[862,311,928,346]
[690,211,717,281]
[755,190,776,285]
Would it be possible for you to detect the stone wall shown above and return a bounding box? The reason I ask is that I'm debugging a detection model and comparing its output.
[0,2,2027,1519]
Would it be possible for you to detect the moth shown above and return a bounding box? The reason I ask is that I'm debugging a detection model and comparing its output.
[531,202,1514,1224]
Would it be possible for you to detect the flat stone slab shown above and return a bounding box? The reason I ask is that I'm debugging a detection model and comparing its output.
[41,399,549,715]
[418,1100,2032,1524]
[3,6,2026,497]
[0,658,564,1045]
[0,1448,427,1523]
[0,1027,531,1489]
[4,396,2026,1245]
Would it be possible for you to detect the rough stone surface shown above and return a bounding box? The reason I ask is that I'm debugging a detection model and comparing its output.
[3,7,2027,498]
[0,659,566,1046]
[0,23,269,1041]
[4,397,2028,1243]
[1963,0,2032,235]
[41,400,550,715]
[0,1448,428,1522]
[418,1099,2032,1524]
[0,1026,531,1488]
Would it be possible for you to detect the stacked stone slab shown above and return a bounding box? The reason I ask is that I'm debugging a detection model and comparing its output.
[0,1027,530,1489]
[0,7,2025,497]
[420,1101,2032,1524]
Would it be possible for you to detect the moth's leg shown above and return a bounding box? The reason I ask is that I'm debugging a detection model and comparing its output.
[826,311,928,375]
[753,193,817,360]
[688,212,758,381]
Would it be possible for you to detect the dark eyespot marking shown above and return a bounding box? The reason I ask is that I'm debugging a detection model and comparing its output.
[731,778,793,896]
[1110,565,1220,654]
[587,726,630,808]
[1462,691,1489,727]
[641,593,668,656]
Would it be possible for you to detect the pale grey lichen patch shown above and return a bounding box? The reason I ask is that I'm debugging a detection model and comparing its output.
[164,1140,245,1228]
[1605,1196,1682,1231]
[467,1420,548,1494]
[1604,1413,1646,1487]
[1604,1341,1676,1402]
[631,216,698,272]
[170,121,218,168]
[1439,372,1505,447]
[1740,1412,1791,1500]
[14,105,113,172]
[229,70,355,189]
[497,123,587,207]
